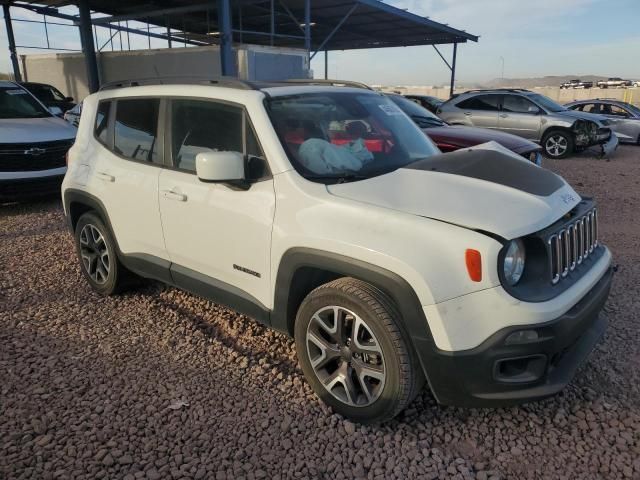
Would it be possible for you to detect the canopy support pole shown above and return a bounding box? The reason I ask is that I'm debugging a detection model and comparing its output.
[78,0,99,92]
[449,42,457,98]
[217,0,234,76]
[3,5,22,82]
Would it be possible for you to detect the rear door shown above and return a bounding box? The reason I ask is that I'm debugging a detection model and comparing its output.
[499,94,543,140]
[85,97,168,262]
[455,94,501,129]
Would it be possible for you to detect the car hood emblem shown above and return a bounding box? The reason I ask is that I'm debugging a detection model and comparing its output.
[24,147,46,156]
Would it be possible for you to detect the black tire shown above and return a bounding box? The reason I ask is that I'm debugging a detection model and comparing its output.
[294,277,424,424]
[74,212,129,295]
[542,129,574,159]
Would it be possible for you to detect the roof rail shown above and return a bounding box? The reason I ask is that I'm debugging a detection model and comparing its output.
[99,76,258,91]
[462,88,532,94]
[282,79,373,90]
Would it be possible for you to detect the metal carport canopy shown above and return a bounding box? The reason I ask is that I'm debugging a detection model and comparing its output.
[5,0,478,93]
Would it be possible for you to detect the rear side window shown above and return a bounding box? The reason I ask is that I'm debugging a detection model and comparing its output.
[457,95,500,111]
[95,101,110,145]
[170,99,243,172]
[581,104,599,114]
[114,98,160,163]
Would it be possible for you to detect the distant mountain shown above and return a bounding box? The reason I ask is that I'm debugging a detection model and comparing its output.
[476,75,613,89]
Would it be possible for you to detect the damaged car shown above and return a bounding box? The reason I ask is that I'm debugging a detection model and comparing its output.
[387,93,542,165]
[437,89,618,159]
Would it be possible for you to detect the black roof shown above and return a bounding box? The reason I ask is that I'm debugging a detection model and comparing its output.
[15,0,478,51]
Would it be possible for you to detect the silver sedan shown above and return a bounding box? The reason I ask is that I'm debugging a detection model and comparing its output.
[565,100,640,145]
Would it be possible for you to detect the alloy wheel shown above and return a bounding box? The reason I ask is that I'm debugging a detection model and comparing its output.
[306,306,386,407]
[79,224,110,284]
[545,135,569,157]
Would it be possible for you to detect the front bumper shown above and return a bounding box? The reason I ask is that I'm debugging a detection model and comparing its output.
[418,266,612,407]
[0,172,65,202]
[600,133,619,156]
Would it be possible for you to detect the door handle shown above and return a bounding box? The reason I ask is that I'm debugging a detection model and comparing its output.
[463,111,472,116]
[499,113,508,118]
[161,189,187,202]
[96,171,115,182]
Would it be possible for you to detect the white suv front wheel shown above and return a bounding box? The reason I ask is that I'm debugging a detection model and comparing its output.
[294,277,424,424]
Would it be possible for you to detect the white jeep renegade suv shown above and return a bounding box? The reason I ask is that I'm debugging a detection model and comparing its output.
[62,78,613,423]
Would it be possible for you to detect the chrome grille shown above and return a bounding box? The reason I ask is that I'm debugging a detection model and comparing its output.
[548,209,598,285]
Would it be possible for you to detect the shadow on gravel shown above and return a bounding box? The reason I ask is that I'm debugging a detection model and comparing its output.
[143,286,300,377]
[0,195,62,217]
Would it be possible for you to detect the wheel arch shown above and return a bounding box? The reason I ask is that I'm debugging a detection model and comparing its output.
[271,248,441,399]
[541,124,575,141]
[64,188,113,234]
[273,248,434,339]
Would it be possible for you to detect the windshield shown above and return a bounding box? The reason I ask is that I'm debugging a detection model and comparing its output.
[387,94,445,128]
[266,91,439,182]
[28,84,66,102]
[625,103,640,116]
[528,93,566,113]
[0,86,50,119]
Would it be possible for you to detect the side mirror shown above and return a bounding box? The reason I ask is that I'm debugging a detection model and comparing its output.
[528,106,540,114]
[49,106,63,116]
[195,151,247,188]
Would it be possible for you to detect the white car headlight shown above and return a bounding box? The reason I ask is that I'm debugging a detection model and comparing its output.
[503,239,526,286]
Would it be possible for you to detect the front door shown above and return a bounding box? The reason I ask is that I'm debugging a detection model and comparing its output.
[158,98,275,309]
[498,94,543,140]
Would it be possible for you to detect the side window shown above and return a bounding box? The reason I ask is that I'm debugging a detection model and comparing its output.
[609,105,629,117]
[581,103,599,114]
[94,101,110,145]
[457,95,500,111]
[502,95,538,114]
[170,99,242,173]
[114,98,160,163]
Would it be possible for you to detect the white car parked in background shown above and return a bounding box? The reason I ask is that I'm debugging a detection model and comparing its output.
[0,81,76,202]
[62,78,613,423]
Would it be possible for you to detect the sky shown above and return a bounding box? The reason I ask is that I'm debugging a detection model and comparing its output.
[1,0,639,86]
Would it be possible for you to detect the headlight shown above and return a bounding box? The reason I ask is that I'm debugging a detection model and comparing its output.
[503,239,526,286]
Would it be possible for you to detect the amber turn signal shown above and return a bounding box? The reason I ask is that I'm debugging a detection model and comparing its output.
[465,249,482,282]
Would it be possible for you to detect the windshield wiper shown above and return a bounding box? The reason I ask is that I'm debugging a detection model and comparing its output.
[304,173,369,184]
[411,115,444,127]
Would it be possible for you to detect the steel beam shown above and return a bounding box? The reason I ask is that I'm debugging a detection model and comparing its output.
[324,50,328,79]
[12,2,205,47]
[217,0,235,76]
[2,5,22,81]
[449,42,457,98]
[91,3,212,25]
[78,0,100,93]
[310,2,359,60]
[304,0,310,51]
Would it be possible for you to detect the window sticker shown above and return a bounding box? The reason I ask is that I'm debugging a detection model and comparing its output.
[378,104,403,116]
[6,89,28,95]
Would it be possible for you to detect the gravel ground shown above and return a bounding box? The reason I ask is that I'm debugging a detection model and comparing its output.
[1,145,639,480]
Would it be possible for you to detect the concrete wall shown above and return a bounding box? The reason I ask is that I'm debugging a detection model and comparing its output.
[377,85,640,107]
[20,44,308,102]
[20,52,89,102]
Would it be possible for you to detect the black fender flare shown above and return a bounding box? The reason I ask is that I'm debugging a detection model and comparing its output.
[63,188,172,283]
[271,247,440,393]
